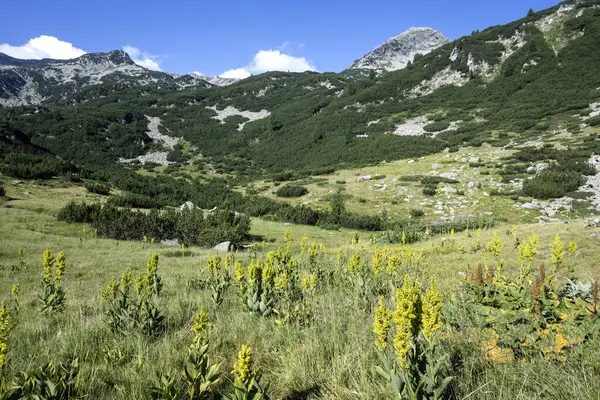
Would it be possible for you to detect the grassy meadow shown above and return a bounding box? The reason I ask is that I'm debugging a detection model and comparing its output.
[1,176,600,399]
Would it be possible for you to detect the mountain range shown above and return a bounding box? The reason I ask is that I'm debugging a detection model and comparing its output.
[1,0,600,180]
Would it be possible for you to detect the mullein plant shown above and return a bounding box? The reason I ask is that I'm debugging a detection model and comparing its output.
[226,344,269,400]
[206,255,231,307]
[374,276,453,400]
[101,254,165,337]
[0,302,12,371]
[39,249,67,314]
[184,308,222,399]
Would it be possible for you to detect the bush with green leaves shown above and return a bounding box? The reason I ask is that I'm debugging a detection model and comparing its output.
[523,170,584,199]
[423,121,450,133]
[84,181,110,195]
[275,185,308,198]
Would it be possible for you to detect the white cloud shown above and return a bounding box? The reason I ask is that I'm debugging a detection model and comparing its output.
[219,49,317,79]
[0,35,86,60]
[0,37,163,71]
[220,67,252,79]
[122,45,161,71]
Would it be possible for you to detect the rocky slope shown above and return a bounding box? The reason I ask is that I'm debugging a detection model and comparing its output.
[188,72,239,87]
[0,50,213,107]
[348,27,451,71]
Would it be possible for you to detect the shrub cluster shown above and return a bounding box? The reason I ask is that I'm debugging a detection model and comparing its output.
[84,182,110,195]
[523,171,584,199]
[57,202,250,246]
[275,185,308,198]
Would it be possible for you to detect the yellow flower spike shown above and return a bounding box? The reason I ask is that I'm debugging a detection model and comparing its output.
[518,233,539,263]
[191,307,212,344]
[284,229,293,247]
[261,262,275,285]
[11,284,20,297]
[337,248,344,266]
[486,232,503,259]
[386,255,401,275]
[248,261,262,285]
[393,276,421,367]
[120,270,133,296]
[300,235,308,253]
[373,296,392,351]
[550,234,566,266]
[101,277,119,303]
[348,253,361,274]
[568,241,578,255]
[232,344,256,385]
[225,254,232,271]
[0,302,11,369]
[18,248,23,258]
[274,272,289,292]
[42,248,54,285]
[135,273,145,295]
[234,260,245,283]
[422,279,443,339]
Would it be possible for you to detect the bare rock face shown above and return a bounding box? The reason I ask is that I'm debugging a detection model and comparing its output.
[349,27,450,72]
[0,51,213,107]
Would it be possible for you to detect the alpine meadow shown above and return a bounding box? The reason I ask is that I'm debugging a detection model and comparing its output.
[2,1,600,399]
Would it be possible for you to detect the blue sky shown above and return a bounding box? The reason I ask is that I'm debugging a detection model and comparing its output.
[0,0,561,76]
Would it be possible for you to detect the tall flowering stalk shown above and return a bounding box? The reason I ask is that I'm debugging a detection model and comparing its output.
[229,344,269,398]
[393,276,421,367]
[373,296,392,351]
[374,277,452,398]
[0,302,11,370]
[39,249,67,313]
[422,279,443,339]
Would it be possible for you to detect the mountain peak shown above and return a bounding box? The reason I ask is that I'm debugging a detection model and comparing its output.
[349,27,450,71]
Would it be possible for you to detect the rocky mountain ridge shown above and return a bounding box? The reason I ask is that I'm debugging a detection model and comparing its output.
[0,50,213,107]
[348,27,451,71]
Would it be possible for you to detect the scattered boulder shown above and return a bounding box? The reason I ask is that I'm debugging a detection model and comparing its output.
[180,201,195,211]
[160,239,179,246]
[584,219,600,228]
[358,175,372,182]
[11,180,24,186]
[469,157,480,163]
[432,164,443,170]
[214,241,241,252]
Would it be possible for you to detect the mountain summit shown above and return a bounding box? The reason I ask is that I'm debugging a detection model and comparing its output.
[349,27,450,71]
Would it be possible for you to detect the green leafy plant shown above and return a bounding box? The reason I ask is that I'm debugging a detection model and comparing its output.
[39,249,67,314]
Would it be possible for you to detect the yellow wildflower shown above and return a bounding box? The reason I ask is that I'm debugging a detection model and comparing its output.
[393,276,421,367]
[54,252,66,284]
[284,229,293,247]
[248,261,262,285]
[550,234,566,265]
[191,307,212,344]
[422,279,443,339]
[348,253,361,274]
[486,232,503,259]
[373,296,392,351]
[274,272,289,292]
[568,241,578,255]
[42,248,54,284]
[300,235,308,253]
[232,344,256,385]
[0,302,11,369]
[518,233,539,263]
[554,333,569,353]
[234,260,245,283]
[11,284,20,298]
[261,262,275,285]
